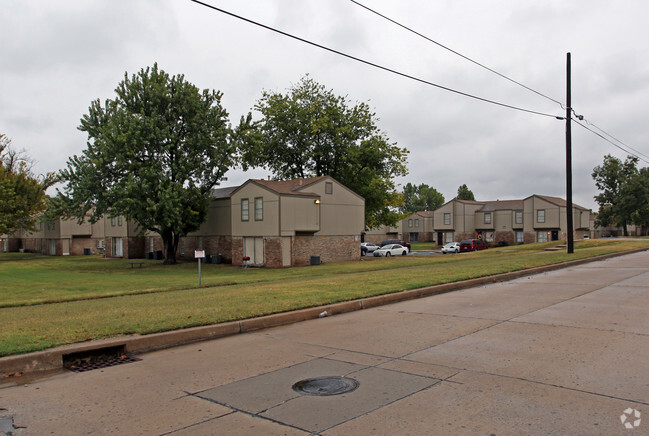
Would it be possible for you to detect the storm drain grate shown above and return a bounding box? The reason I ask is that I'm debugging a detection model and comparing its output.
[292,376,359,396]
[63,345,141,373]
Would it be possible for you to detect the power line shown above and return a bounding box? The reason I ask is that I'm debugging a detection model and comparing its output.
[583,119,649,161]
[350,0,565,108]
[573,119,649,165]
[187,0,560,119]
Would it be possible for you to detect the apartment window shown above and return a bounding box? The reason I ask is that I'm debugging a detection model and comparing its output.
[408,219,413,228]
[444,213,451,225]
[325,182,333,194]
[255,197,263,221]
[516,231,524,243]
[415,219,419,228]
[537,209,545,223]
[445,232,453,243]
[484,213,492,224]
[117,216,123,226]
[241,198,249,221]
[515,211,523,224]
[537,231,549,243]
[111,217,116,226]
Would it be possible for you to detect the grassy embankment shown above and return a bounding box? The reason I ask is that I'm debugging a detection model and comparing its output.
[1,239,647,356]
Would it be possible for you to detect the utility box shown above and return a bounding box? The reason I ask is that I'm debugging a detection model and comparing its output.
[310,255,321,266]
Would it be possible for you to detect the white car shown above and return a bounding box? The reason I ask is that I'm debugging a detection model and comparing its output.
[373,244,408,257]
[441,242,460,254]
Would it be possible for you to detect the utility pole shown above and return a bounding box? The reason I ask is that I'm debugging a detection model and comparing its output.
[565,52,574,254]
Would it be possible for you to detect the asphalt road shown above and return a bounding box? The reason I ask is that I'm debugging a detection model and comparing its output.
[1,250,648,435]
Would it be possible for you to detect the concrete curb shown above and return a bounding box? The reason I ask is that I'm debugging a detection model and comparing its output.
[2,247,647,379]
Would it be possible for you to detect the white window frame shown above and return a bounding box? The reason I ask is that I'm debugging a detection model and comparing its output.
[516,231,524,243]
[241,198,249,221]
[254,197,263,221]
[408,219,413,228]
[444,213,451,225]
[537,231,549,243]
[415,219,419,228]
[484,213,492,224]
[537,209,545,223]
[515,211,523,225]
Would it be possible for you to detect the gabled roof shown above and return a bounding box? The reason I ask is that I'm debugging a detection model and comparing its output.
[530,195,589,211]
[479,199,524,212]
[416,211,435,218]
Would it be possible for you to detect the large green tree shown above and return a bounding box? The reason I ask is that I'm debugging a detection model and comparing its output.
[456,184,476,201]
[237,75,409,228]
[57,64,235,264]
[0,134,56,235]
[401,182,444,213]
[592,154,642,236]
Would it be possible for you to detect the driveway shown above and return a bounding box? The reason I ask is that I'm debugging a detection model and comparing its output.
[1,251,648,435]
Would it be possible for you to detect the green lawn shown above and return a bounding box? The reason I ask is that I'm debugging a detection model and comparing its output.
[1,239,647,356]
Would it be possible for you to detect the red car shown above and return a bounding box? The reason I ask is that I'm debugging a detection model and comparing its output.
[459,239,489,252]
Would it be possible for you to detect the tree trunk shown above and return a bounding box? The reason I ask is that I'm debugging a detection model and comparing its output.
[162,229,177,265]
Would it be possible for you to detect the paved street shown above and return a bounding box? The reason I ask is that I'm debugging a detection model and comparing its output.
[2,250,648,435]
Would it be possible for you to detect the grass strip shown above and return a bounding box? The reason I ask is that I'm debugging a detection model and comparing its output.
[1,240,647,356]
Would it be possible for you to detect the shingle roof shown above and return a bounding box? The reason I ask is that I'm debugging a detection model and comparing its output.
[479,199,524,212]
[534,195,589,210]
[416,211,435,218]
[210,186,239,199]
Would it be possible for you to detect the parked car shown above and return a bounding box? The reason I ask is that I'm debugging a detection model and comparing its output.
[373,244,408,257]
[361,242,378,256]
[441,242,460,254]
[459,239,489,252]
[380,239,411,253]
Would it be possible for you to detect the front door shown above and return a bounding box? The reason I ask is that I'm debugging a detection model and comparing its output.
[437,232,444,246]
[551,231,559,241]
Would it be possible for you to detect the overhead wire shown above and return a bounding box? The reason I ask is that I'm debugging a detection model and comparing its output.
[349,0,565,108]
[187,0,560,119]
[351,0,649,162]
[573,119,649,165]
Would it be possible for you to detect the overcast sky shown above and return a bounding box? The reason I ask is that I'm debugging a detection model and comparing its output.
[3,0,649,211]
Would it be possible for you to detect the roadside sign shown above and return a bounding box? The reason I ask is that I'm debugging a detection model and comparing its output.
[194,250,205,258]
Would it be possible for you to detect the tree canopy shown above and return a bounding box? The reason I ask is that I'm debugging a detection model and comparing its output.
[237,75,409,229]
[456,184,476,201]
[400,182,444,213]
[57,64,235,263]
[592,154,647,236]
[0,134,56,235]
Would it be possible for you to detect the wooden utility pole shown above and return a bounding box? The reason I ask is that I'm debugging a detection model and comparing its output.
[566,52,574,254]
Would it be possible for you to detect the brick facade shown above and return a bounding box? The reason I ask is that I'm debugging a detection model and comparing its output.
[293,235,359,266]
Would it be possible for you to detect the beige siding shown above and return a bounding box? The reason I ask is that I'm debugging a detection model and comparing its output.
[301,178,364,236]
[231,184,280,237]
[194,198,232,236]
[280,196,320,234]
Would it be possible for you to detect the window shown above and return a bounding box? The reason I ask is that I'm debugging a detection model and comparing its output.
[515,211,523,225]
[537,231,549,243]
[325,182,333,194]
[255,197,263,221]
[111,217,116,226]
[117,216,123,226]
[241,199,249,221]
[484,213,492,224]
[112,237,123,257]
[408,219,413,228]
[537,209,545,223]
[415,219,419,228]
[516,231,524,243]
[444,213,451,225]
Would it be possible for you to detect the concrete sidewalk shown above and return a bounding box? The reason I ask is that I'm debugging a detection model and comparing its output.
[2,251,649,435]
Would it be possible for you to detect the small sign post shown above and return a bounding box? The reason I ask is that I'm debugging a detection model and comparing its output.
[194,250,205,286]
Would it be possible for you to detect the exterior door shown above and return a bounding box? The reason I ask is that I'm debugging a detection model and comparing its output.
[48,239,56,255]
[113,237,124,257]
[437,232,444,246]
[62,239,70,256]
[244,237,264,266]
[551,231,559,241]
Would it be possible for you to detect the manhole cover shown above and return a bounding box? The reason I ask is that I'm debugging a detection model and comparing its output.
[292,376,359,396]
